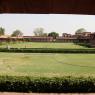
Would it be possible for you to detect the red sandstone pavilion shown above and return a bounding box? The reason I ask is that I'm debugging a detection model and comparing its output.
[0,31,95,47]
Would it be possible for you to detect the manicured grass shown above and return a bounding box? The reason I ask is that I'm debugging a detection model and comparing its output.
[0,42,85,49]
[0,52,95,77]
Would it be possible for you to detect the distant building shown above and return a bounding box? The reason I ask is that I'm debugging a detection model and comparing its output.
[56,32,92,43]
[75,32,91,43]
[56,36,77,43]
[23,36,53,42]
[75,32,91,37]
[89,33,95,47]
[62,33,72,37]
[0,32,95,47]
[82,32,91,37]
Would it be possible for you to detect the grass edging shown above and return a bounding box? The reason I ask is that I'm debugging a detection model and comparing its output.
[0,76,95,92]
[0,48,95,53]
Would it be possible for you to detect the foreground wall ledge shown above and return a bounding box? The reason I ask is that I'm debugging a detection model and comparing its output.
[0,0,95,14]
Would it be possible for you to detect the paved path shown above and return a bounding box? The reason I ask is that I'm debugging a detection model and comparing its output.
[0,93,94,95]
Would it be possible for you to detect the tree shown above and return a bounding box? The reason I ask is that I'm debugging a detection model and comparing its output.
[0,27,5,36]
[75,28,87,43]
[75,28,87,34]
[11,30,23,37]
[48,32,59,39]
[33,27,45,36]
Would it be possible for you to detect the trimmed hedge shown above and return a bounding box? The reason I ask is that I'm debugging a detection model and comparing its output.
[0,48,95,53]
[74,43,91,48]
[0,76,95,92]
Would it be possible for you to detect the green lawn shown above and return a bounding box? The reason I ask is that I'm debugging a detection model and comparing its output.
[0,42,85,49]
[0,52,95,77]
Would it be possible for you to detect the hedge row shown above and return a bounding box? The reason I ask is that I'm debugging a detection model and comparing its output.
[74,43,91,48]
[0,48,95,53]
[0,76,95,92]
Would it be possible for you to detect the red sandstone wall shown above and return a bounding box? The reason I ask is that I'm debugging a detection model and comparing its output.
[0,0,95,14]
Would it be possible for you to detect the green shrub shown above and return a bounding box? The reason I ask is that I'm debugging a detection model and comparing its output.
[74,43,91,48]
[0,48,95,53]
[0,76,94,92]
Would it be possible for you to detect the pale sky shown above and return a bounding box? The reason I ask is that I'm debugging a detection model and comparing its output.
[0,14,95,36]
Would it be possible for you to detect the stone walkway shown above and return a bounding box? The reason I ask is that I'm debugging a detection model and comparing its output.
[0,93,94,95]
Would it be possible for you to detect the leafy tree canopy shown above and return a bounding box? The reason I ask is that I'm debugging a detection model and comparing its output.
[75,28,87,34]
[33,27,44,36]
[11,30,23,37]
[0,27,5,36]
[48,32,59,39]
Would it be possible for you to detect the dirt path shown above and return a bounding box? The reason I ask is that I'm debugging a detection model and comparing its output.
[0,92,94,95]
